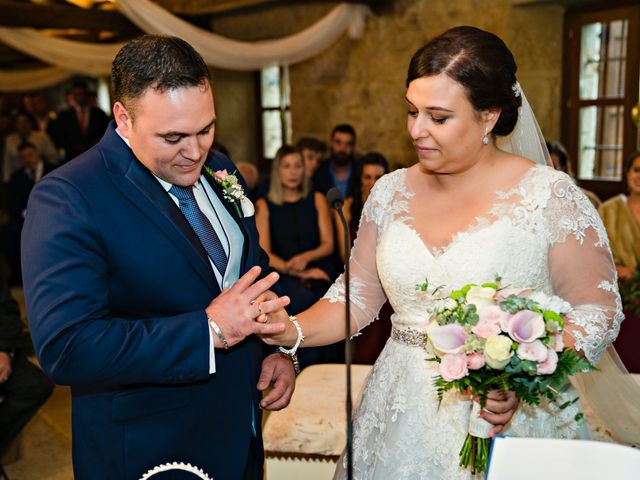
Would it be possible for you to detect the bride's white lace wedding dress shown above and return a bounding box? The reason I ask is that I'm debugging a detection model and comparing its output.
[326,165,623,479]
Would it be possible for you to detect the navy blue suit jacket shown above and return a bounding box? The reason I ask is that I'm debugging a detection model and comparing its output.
[22,123,271,480]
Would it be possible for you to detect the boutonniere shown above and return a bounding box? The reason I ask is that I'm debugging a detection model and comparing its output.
[203,165,255,218]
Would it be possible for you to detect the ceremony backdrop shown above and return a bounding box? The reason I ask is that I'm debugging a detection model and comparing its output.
[0,0,564,168]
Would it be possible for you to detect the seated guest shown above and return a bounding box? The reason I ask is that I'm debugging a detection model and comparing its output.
[0,268,54,474]
[296,137,327,180]
[546,140,601,208]
[312,124,358,197]
[2,113,57,183]
[3,143,55,285]
[255,138,328,200]
[29,93,57,138]
[599,151,640,279]
[598,150,640,372]
[255,145,342,368]
[335,152,391,364]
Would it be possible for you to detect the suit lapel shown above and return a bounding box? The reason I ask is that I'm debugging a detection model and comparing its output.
[100,124,218,294]
[201,158,250,270]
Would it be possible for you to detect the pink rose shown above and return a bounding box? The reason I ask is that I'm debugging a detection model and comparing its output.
[428,324,467,355]
[550,333,564,352]
[506,310,545,343]
[471,317,501,339]
[473,305,509,338]
[466,352,486,370]
[215,169,228,181]
[536,348,558,375]
[439,353,469,381]
[496,287,533,301]
[516,340,548,362]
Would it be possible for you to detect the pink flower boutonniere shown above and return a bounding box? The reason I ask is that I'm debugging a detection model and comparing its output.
[203,165,254,217]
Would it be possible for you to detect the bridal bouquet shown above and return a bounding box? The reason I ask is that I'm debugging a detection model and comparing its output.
[419,277,595,474]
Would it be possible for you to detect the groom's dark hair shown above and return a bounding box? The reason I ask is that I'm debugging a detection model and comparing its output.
[407,26,522,137]
[111,35,210,111]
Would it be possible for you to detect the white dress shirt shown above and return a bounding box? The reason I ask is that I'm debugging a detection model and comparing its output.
[116,129,245,374]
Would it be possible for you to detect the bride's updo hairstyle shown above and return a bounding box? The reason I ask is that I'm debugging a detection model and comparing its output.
[407,26,522,137]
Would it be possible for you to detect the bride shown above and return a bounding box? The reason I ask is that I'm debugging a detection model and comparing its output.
[262,26,625,479]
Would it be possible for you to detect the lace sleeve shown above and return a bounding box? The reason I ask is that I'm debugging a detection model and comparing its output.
[322,175,393,331]
[545,176,623,364]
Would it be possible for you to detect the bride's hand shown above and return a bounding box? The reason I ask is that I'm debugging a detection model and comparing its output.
[480,389,519,436]
[257,307,295,346]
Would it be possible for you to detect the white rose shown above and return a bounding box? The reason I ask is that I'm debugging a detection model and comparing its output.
[466,286,496,309]
[484,335,513,370]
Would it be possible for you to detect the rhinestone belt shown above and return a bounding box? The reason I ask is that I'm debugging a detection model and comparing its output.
[391,326,430,349]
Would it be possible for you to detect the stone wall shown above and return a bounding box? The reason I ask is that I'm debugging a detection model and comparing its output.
[209,0,564,169]
[209,67,257,165]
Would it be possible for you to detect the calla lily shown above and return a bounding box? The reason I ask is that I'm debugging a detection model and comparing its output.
[507,310,545,343]
[428,323,467,354]
[496,287,533,301]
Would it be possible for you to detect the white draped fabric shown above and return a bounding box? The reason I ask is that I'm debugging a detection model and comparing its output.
[0,27,122,76]
[0,1,369,91]
[116,0,369,70]
[0,66,74,92]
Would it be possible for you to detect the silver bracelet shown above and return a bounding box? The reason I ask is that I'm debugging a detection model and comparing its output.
[207,316,229,350]
[278,315,304,356]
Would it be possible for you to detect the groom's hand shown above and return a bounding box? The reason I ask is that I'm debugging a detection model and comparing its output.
[205,266,290,348]
[257,352,296,410]
[480,389,519,436]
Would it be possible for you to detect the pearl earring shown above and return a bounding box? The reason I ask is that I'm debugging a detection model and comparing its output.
[482,127,489,145]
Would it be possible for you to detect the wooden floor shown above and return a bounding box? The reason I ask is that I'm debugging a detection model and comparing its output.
[4,386,73,480]
[3,287,74,479]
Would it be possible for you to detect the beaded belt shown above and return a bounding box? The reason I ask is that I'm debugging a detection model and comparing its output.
[391,326,430,349]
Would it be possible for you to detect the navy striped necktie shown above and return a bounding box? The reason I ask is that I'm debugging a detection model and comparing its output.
[170,184,228,276]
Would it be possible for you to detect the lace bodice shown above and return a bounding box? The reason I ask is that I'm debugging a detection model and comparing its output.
[324,165,623,364]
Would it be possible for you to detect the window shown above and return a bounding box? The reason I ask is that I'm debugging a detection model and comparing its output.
[259,65,291,160]
[563,5,639,196]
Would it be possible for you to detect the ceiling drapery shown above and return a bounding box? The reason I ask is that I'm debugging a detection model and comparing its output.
[0,0,369,91]
[0,66,75,92]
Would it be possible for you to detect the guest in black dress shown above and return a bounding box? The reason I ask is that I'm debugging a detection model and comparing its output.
[255,145,342,368]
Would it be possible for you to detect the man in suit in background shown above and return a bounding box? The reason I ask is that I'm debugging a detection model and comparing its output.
[22,35,295,480]
[50,80,109,163]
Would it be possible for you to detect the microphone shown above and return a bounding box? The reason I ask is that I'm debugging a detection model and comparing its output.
[326,187,344,210]
[327,187,353,480]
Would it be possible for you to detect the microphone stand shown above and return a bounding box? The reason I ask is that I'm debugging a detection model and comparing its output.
[328,188,353,480]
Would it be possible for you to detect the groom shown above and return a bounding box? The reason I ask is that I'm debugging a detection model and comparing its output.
[22,35,295,480]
